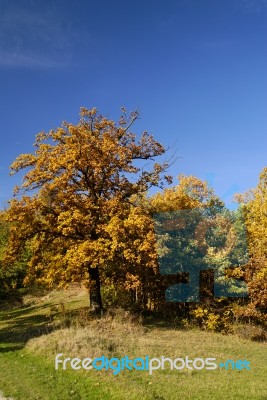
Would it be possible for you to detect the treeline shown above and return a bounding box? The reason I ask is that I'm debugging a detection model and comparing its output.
[0,108,266,333]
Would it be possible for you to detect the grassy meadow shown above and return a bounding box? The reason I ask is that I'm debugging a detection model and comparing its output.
[0,286,266,400]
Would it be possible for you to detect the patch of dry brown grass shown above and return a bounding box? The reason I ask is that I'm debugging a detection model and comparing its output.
[26,307,145,359]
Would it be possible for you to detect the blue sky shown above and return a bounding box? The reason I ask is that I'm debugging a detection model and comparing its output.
[0,0,266,209]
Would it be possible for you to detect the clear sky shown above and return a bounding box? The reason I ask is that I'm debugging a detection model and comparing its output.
[0,0,266,209]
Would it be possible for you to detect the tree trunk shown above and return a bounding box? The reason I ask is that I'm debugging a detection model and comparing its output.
[88,266,103,314]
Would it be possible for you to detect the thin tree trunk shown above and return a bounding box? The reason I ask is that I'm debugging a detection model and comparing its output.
[88,266,103,314]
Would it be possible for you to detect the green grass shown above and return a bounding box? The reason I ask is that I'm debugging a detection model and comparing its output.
[0,350,113,400]
[0,287,266,400]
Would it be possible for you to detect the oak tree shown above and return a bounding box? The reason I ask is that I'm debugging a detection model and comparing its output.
[6,107,171,312]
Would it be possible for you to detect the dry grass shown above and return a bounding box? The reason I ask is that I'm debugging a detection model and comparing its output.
[26,307,145,359]
[26,305,263,363]
[24,306,267,399]
[1,288,267,399]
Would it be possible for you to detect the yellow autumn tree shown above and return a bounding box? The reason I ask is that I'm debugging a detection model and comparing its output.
[237,167,267,321]
[5,107,172,312]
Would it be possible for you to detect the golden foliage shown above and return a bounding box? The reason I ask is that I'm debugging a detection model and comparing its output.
[5,107,171,307]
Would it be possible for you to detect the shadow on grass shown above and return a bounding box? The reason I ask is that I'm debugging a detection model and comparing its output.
[0,297,195,355]
[0,300,89,353]
[0,311,55,353]
[0,303,83,353]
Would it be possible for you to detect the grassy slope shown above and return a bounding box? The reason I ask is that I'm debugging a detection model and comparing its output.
[0,288,266,400]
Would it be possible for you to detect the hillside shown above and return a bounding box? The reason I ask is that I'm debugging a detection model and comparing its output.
[0,287,266,400]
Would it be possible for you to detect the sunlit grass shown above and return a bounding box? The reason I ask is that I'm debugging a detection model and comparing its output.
[0,287,266,400]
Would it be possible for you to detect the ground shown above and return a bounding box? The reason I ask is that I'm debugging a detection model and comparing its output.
[0,286,266,400]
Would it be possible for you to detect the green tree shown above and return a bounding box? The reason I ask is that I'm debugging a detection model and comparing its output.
[0,211,27,298]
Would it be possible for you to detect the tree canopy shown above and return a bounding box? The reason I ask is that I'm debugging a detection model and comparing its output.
[5,107,172,311]
[2,107,266,330]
